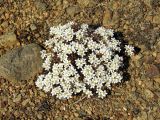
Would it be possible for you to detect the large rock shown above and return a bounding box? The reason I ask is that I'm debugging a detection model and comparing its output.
[0,43,43,83]
[0,32,18,48]
[145,64,160,78]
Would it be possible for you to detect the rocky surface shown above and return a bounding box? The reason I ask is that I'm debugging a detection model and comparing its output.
[0,0,160,119]
[0,43,43,83]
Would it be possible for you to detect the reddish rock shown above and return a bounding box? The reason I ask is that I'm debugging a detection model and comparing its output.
[146,64,160,78]
[143,55,155,64]
[155,53,160,63]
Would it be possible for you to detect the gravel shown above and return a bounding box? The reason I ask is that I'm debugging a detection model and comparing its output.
[0,0,160,119]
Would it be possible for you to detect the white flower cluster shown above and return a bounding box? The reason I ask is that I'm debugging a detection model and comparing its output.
[35,22,134,99]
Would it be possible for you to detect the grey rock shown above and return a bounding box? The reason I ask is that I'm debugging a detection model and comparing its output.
[35,0,47,11]
[66,5,80,17]
[131,91,140,100]
[132,108,140,116]
[125,100,133,109]
[38,100,51,111]
[0,32,18,48]
[0,43,43,83]
[30,24,37,31]
[78,110,87,118]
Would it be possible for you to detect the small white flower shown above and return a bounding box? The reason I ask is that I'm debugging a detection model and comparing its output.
[75,58,86,69]
[107,38,121,51]
[57,52,68,62]
[100,49,112,62]
[96,89,107,98]
[84,89,93,98]
[87,40,97,50]
[82,65,94,77]
[94,27,106,36]
[44,38,54,48]
[110,72,122,84]
[107,55,123,72]
[74,82,85,93]
[76,30,84,40]
[88,53,99,65]
[42,54,52,71]
[125,45,134,56]
[77,44,86,56]
[62,44,73,54]
[51,86,62,96]
[35,75,45,89]
[81,23,88,30]
[40,50,47,59]
[106,29,114,37]
[43,85,52,92]
[96,65,105,77]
